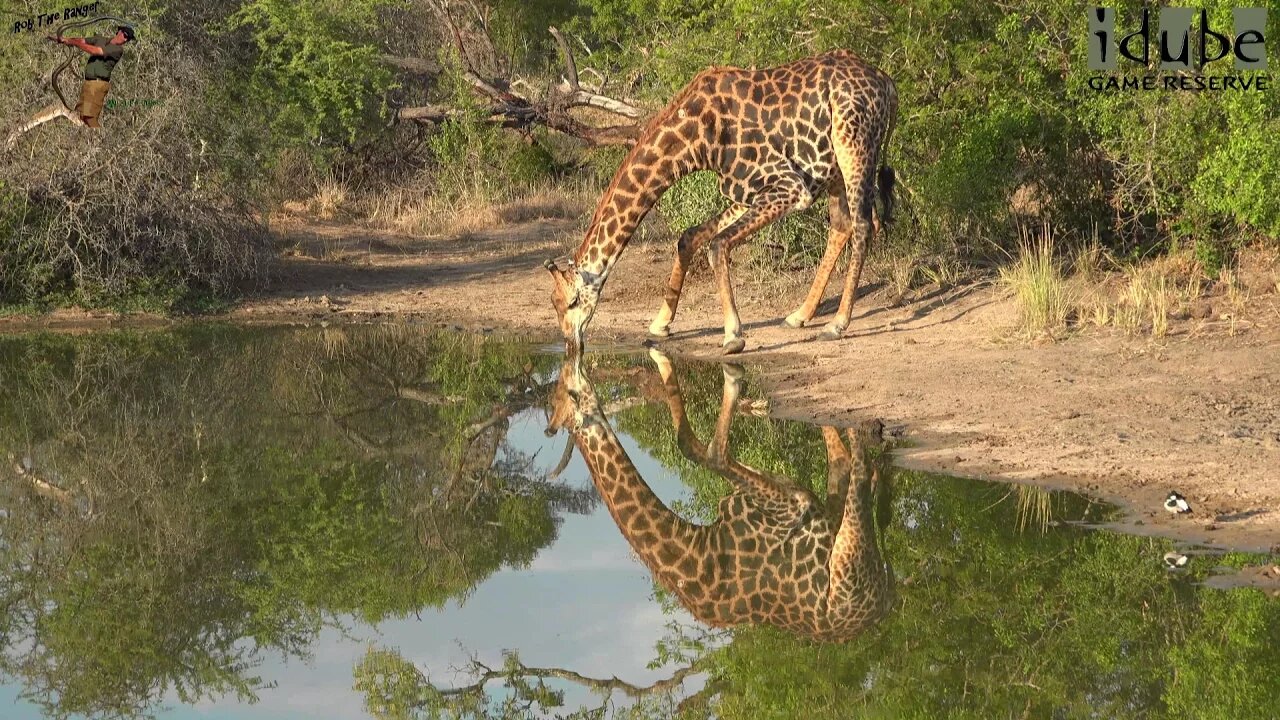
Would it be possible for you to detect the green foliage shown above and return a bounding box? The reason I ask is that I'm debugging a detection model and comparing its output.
[225,0,405,148]
[658,171,828,271]
[1193,91,1280,239]
[657,172,726,234]
[425,97,557,202]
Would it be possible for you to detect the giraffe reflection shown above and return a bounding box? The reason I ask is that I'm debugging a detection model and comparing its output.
[547,351,894,642]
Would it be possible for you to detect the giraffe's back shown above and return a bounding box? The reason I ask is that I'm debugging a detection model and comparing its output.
[661,51,895,204]
[653,500,885,640]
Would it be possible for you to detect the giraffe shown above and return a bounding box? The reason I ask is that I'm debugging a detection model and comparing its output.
[546,352,894,642]
[545,50,898,355]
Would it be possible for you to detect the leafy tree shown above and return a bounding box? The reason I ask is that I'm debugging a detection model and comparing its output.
[225,0,407,147]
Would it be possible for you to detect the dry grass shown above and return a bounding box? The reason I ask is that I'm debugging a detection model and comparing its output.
[1014,484,1055,534]
[1000,226,1071,337]
[1076,254,1206,338]
[918,253,966,290]
[1071,224,1107,281]
[1219,269,1249,336]
[366,182,596,238]
[310,175,349,219]
[993,220,1275,341]
[875,252,917,304]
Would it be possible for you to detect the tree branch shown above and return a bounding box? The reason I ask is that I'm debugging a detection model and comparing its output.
[549,26,579,89]
[383,26,648,145]
[432,657,706,700]
[380,54,442,76]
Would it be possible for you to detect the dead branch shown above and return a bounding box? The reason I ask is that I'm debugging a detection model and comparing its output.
[380,54,442,76]
[5,102,85,151]
[433,655,707,702]
[384,26,648,146]
[549,436,575,479]
[549,26,579,89]
[549,26,643,119]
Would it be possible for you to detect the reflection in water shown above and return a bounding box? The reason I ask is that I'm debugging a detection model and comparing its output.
[0,325,1277,720]
[548,350,893,642]
[0,326,594,719]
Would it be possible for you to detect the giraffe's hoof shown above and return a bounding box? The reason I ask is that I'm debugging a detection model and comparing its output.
[783,312,808,329]
[721,338,747,355]
[819,324,846,341]
[648,324,672,338]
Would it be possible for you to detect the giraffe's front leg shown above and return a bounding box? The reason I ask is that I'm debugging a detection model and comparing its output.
[650,205,748,338]
[648,231,694,339]
[707,239,747,355]
[709,189,805,354]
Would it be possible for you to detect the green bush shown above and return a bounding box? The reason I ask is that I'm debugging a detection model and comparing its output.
[224,0,405,149]
[427,113,555,197]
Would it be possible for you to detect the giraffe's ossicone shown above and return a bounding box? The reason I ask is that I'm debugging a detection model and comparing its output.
[546,352,895,642]
[546,50,898,355]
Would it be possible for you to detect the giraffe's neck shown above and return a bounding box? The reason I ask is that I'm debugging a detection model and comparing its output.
[572,421,707,570]
[573,120,706,280]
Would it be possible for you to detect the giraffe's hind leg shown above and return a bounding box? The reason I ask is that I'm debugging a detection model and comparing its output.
[820,99,882,341]
[784,179,853,329]
[650,203,748,338]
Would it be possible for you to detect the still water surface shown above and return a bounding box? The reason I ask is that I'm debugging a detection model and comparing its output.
[0,325,1276,719]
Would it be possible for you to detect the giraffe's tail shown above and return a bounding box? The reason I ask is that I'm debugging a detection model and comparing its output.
[876,79,898,231]
[876,165,896,227]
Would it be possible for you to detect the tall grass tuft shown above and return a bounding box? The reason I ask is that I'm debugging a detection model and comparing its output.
[1015,484,1055,534]
[1001,226,1070,337]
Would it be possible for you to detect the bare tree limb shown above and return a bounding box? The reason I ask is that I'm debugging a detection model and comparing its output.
[431,656,707,701]
[380,54,442,76]
[396,386,465,405]
[5,103,85,151]
[549,436,575,479]
[383,26,648,145]
[549,26,579,89]
[549,26,643,118]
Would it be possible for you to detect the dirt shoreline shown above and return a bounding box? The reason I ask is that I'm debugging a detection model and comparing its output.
[4,219,1278,555]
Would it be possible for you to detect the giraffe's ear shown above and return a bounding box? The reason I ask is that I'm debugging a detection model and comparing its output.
[545,256,576,274]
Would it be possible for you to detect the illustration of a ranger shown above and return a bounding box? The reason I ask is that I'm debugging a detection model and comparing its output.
[48,24,136,127]
[4,20,137,148]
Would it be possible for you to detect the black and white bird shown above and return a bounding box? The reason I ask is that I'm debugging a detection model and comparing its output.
[1164,491,1192,514]
[1163,551,1189,570]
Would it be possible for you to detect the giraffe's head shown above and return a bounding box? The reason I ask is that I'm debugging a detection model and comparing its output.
[544,256,601,352]
[544,356,600,436]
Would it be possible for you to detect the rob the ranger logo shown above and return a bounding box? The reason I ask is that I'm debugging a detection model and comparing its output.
[1087,7,1270,91]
